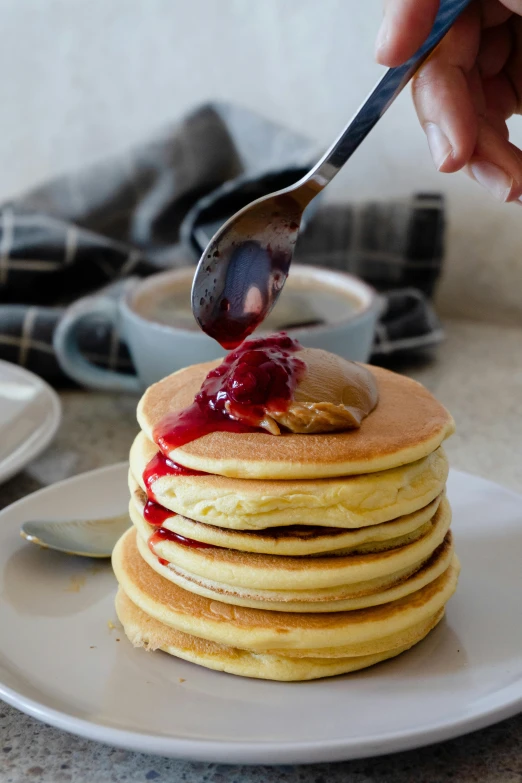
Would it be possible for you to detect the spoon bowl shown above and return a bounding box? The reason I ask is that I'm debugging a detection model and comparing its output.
[191,190,308,348]
[20,514,130,558]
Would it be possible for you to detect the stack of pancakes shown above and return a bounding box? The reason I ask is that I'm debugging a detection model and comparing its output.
[113,361,459,681]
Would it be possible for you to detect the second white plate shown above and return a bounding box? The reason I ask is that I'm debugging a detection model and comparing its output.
[0,464,521,763]
[0,359,61,484]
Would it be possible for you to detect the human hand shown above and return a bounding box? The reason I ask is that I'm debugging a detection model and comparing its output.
[376,0,522,203]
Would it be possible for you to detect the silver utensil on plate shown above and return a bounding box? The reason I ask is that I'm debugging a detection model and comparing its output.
[191,0,472,346]
[20,514,130,558]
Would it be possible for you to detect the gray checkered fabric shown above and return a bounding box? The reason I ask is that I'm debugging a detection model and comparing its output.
[0,103,445,387]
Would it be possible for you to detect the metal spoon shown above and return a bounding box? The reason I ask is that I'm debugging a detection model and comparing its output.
[20,514,130,558]
[192,0,472,347]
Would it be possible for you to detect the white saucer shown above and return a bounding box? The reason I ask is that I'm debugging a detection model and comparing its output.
[0,360,61,485]
[1,464,521,764]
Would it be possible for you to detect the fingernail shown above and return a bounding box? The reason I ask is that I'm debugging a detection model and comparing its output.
[470,161,513,202]
[425,123,452,170]
[375,17,389,56]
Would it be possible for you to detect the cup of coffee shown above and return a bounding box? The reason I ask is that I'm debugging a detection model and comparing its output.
[54,265,381,392]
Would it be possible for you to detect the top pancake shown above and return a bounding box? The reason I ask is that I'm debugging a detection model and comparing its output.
[137,361,454,479]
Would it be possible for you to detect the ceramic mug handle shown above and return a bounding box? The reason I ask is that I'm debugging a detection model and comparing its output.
[53,297,142,392]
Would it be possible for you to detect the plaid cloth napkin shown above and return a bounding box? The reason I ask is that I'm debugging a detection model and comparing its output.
[0,102,445,387]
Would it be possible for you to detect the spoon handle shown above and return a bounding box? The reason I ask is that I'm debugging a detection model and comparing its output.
[302,0,473,193]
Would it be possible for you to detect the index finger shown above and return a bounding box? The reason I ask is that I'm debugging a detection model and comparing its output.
[376,0,440,66]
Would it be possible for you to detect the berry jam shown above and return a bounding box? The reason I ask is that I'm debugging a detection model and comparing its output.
[148,527,214,564]
[201,244,294,350]
[142,451,206,502]
[153,333,305,452]
[194,195,302,350]
[143,499,173,527]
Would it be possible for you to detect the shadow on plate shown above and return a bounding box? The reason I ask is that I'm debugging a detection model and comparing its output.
[1,542,113,616]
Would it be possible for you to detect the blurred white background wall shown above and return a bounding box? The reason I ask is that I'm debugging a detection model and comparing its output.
[2,0,522,322]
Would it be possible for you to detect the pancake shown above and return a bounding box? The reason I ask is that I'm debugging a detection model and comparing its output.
[137,524,435,603]
[137,362,455,479]
[115,588,443,681]
[131,495,452,590]
[130,474,443,556]
[137,530,455,612]
[112,528,460,655]
[130,431,449,530]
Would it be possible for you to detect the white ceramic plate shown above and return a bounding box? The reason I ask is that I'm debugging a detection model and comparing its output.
[0,360,61,484]
[0,464,521,764]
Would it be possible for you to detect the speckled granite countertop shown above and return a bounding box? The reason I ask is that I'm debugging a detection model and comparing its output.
[1,317,522,783]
